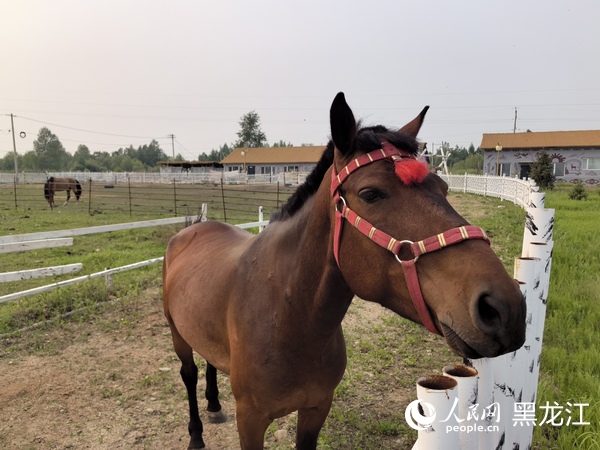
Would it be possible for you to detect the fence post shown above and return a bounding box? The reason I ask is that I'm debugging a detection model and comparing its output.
[127,174,132,217]
[173,179,177,217]
[200,203,208,222]
[258,206,264,232]
[442,365,479,449]
[13,176,17,208]
[88,178,92,215]
[276,181,280,206]
[220,178,227,223]
[413,375,459,450]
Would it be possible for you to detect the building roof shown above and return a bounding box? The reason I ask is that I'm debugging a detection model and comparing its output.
[481,130,600,150]
[220,146,326,165]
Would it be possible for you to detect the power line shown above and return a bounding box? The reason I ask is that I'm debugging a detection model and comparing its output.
[16,115,161,139]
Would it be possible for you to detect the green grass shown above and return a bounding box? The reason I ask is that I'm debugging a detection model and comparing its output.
[533,187,600,450]
[1,184,597,449]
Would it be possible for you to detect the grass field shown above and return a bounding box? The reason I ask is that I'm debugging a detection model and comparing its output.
[533,186,600,450]
[0,183,598,449]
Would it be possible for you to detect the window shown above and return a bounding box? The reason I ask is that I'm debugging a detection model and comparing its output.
[583,158,600,170]
[260,166,276,175]
[553,162,565,176]
[228,166,240,172]
[499,163,511,177]
[285,166,299,172]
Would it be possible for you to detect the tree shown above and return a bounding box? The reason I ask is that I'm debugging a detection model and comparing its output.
[271,140,294,148]
[33,127,71,170]
[136,139,168,167]
[530,151,555,190]
[234,111,267,148]
[199,143,234,161]
[70,144,91,170]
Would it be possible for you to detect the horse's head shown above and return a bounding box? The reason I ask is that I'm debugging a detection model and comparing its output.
[329,92,526,359]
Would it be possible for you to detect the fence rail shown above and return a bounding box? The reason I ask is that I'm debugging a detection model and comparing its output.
[440,173,533,208]
[0,170,309,186]
[0,211,268,304]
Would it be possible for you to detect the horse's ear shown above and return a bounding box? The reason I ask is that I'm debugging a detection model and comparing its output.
[399,106,429,138]
[330,92,357,156]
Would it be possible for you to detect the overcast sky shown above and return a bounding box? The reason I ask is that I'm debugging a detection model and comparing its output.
[1,0,599,162]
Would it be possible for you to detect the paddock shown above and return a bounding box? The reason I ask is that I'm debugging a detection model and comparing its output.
[0,181,596,449]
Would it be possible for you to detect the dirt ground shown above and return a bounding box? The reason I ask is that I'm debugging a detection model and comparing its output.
[0,193,504,450]
[0,288,246,450]
[0,286,411,450]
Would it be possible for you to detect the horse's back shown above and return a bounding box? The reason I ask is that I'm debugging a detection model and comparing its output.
[163,221,254,371]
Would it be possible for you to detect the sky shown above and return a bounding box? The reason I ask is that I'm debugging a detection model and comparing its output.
[1,0,599,164]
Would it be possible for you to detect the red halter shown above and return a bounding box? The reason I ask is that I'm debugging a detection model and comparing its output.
[330,145,490,335]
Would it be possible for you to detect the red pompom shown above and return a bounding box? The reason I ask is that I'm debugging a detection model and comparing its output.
[394,159,429,185]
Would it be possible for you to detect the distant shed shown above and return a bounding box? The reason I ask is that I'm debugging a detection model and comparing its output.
[157,161,223,174]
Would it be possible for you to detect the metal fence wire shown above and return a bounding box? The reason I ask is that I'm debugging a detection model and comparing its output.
[0,178,297,224]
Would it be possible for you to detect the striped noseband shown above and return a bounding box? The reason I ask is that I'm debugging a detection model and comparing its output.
[330,144,490,335]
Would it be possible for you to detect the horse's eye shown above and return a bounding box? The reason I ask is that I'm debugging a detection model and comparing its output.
[359,189,384,203]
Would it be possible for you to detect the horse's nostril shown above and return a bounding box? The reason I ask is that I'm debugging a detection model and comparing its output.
[476,294,503,330]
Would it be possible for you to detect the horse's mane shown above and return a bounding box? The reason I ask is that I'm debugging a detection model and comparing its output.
[270,124,419,222]
[270,142,335,222]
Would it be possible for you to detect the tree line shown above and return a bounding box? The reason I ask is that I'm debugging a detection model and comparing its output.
[0,127,170,173]
[1,110,479,173]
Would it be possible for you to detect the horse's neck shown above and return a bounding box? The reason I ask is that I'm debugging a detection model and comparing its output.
[269,181,354,332]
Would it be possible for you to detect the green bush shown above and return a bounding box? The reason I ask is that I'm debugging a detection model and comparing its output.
[530,150,556,190]
[569,182,588,200]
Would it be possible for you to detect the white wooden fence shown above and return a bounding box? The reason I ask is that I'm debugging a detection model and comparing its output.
[1,170,309,186]
[411,176,555,450]
[0,209,268,304]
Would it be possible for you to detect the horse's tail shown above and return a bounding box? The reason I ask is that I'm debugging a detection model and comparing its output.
[75,179,82,200]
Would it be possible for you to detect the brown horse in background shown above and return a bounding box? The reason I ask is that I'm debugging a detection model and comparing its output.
[162,93,526,449]
[44,177,82,210]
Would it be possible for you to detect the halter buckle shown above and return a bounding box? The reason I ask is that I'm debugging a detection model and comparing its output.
[394,240,419,264]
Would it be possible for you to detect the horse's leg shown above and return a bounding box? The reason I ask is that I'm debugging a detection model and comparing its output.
[169,325,206,449]
[295,395,334,450]
[63,189,70,207]
[205,362,227,423]
[235,401,272,450]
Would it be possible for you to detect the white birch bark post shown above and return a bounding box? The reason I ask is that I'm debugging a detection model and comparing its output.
[509,257,542,449]
[442,365,479,449]
[413,375,459,450]
[522,208,555,257]
[520,241,553,447]
[469,357,495,450]
[528,191,546,209]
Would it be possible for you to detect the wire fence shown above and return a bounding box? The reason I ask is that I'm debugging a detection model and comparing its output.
[0,178,297,224]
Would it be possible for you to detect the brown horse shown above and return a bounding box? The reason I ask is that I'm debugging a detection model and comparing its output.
[162,93,526,449]
[43,177,82,210]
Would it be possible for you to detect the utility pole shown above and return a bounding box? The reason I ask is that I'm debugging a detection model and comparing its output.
[513,107,518,133]
[169,134,176,159]
[10,114,19,183]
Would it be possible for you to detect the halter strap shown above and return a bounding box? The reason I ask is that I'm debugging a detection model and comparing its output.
[331,145,490,335]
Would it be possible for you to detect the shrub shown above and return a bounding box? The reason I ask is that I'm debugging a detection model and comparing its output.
[568,182,588,200]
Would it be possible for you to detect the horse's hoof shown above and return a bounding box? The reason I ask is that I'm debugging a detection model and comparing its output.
[207,410,227,424]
